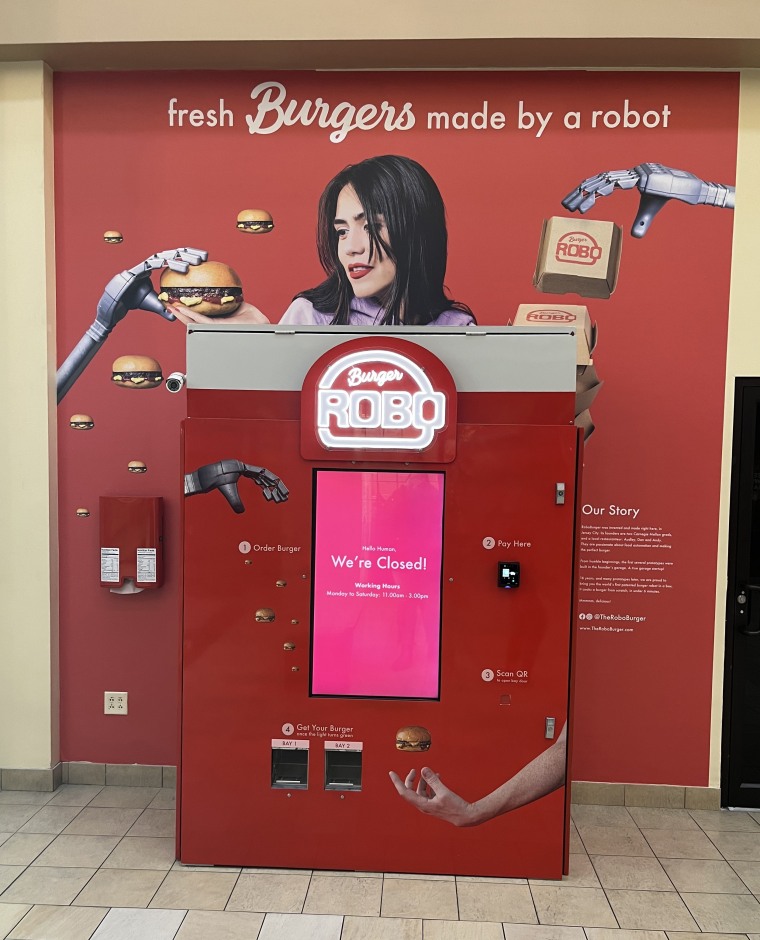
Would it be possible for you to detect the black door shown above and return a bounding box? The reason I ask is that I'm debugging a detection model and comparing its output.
[723,379,760,807]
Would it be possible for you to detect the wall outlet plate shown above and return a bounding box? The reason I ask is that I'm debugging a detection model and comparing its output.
[104,691,128,715]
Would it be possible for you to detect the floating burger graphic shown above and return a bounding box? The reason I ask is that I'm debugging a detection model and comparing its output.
[302,339,457,460]
[555,231,603,265]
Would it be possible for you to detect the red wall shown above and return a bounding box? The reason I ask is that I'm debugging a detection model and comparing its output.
[55,70,738,779]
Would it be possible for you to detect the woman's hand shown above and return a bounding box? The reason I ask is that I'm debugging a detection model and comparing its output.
[167,301,270,325]
[389,768,480,827]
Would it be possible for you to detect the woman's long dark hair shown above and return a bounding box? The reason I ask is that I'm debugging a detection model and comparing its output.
[297,155,474,325]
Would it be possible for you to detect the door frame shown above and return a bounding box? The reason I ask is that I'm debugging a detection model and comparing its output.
[721,377,760,806]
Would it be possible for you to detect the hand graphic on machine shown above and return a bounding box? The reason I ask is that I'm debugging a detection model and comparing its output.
[562,163,735,238]
[56,247,208,403]
[184,459,289,514]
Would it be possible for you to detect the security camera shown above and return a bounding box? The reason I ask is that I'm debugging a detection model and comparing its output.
[165,372,186,393]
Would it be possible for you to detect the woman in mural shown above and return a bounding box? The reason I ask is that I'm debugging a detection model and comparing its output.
[280,154,475,327]
[389,722,567,826]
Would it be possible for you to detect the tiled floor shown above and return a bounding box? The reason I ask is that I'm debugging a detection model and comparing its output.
[2,788,760,939]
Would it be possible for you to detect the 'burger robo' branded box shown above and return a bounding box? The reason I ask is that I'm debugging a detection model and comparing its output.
[533,216,622,299]
[511,304,595,365]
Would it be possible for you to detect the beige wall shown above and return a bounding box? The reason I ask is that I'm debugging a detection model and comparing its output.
[0,62,59,769]
[3,2,760,784]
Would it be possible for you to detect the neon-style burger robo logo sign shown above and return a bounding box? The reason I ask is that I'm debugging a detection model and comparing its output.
[317,349,445,450]
[301,338,457,462]
[555,232,603,265]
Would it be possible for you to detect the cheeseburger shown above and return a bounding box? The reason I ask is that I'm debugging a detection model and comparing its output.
[112,355,163,389]
[103,230,123,244]
[236,209,274,234]
[75,507,90,517]
[159,260,244,317]
[395,726,432,752]
[69,414,94,430]
[127,460,147,474]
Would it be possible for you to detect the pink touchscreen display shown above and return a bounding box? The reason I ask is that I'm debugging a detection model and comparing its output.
[311,470,444,698]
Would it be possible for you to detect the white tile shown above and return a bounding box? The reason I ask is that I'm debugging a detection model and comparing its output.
[46,787,102,808]
[502,927,584,940]
[0,866,97,906]
[7,903,107,939]
[89,907,187,939]
[0,904,30,939]
[341,915,422,939]
[174,909,265,939]
[422,921,506,939]
[257,912,343,940]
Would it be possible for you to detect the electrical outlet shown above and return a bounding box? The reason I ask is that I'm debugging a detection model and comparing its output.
[104,691,128,715]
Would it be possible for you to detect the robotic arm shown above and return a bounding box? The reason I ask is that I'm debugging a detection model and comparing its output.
[562,163,735,238]
[56,247,207,403]
[184,460,289,514]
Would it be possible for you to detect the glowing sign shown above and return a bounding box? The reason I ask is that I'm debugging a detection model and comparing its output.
[316,349,446,451]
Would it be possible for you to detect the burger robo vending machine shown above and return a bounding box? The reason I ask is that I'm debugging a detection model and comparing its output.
[179,324,582,879]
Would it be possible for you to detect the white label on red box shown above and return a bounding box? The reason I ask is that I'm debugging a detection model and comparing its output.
[271,739,310,750]
[324,740,363,751]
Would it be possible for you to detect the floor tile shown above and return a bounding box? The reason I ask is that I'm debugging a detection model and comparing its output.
[575,826,653,857]
[568,826,585,856]
[72,867,167,908]
[626,808,699,830]
[422,921,506,938]
[149,870,238,910]
[456,881,536,923]
[570,806,636,829]
[303,873,381,916]
[605,889,698,930]
[641,828,722,859]
[0,905,30,938]
[666,933,747,940]
[7,903,107,939]
[100,837,176,870]
[585,931,666,940]
[0,867,97,906]
[384,872,455,881]
[0,792,54,806]
[0,808,39,833]
[19,806,82,835]
[62,808,142,837]
[660,857,749,893]
[528,886,617,927]
[0,832,11,848]
[46,787,102,808]
[502,927,584,940]
[341,914,422,939]
[590,855,673,891]
[530,855,599,888]
[174,909,266,939]
[680,891,760,932]
[708,831,760,861]
[731,859,760,892]
[125,809,175,838]
[148,790,176,811]
[257,911,343,939]
[381,877,458,920]
[88,788,159,810]
[89,907,187,939]
[0,835,55,867]
[32,834,120,868]
[0,865,26,893]
[226,872,310,913]
[691,809,760,831]
[171,861,241,873]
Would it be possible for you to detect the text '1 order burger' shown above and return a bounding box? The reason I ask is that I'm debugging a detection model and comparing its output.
[395,726,432,752]
[158,260,244,317]
[111,355,163,389]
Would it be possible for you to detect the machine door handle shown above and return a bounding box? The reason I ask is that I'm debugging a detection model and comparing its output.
[736,583,760,635]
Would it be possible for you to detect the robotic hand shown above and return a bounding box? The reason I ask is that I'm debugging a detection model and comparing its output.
[184,460,289,514]
[56,247,208,403]
[562,163,735,238]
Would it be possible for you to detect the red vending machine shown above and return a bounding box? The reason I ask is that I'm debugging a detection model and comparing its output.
[179,324,581,879]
